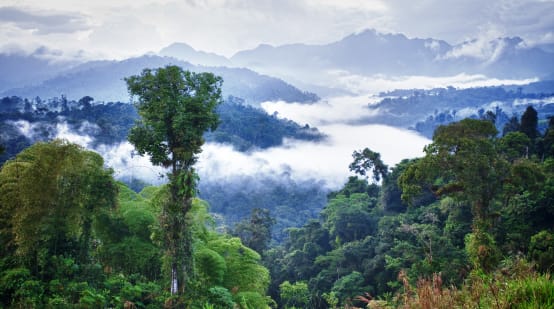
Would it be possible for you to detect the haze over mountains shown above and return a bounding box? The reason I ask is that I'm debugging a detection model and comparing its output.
[2,29,553,102]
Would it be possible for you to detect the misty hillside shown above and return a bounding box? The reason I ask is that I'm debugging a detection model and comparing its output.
[1,55,319,105]
[364,81,554,137]
[0,95,325,163]
[232,29,554,80]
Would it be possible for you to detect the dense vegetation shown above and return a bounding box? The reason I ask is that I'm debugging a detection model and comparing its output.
[0,141,271,307]
[262,108,554,308]
[2,107,553,308]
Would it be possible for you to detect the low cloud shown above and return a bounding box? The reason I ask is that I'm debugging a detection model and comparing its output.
[261,96,382,127]
[322,71,538,95]
[54,122,94,147]
[197,124,429,189]
[95,142,166,184]
[197,96,431,189]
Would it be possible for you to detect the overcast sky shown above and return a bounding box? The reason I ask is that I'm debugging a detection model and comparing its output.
[0,0,553,60]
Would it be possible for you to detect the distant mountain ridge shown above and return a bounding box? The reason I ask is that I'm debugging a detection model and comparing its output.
[231,29,554,80]
[159,42,231,67]
[2,28,553,103]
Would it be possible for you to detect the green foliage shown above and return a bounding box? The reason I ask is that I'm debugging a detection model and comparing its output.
[529,230,554,272]
[465,231,501,272]
[126,65,222,169]
[0,141,273,308]
[205,286,234,309]
[201,176,328,243]
[331,271,368,304]
[267,118,554,308]
[208,99,324,151]
[389,258,554,309]
[279,281,310,308]
[498,131,531,162]
[322,193,378,245]
[349,148,389,182]
[208,237,269,295]
[234,291,271,309]
[0,140,117,266]
[232,208,275,254]
[195,248,227,286]
[322,291,339,309]
[93,183,161,280]
[503,274,554,308]
[520,106,540,141]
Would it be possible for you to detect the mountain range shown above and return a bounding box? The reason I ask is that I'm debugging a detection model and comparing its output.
[231,30,554,84]
[1,28,553,103]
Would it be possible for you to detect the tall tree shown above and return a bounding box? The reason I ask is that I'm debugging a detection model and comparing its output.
[399,119,510,270]
[520,106,539,141]
[232,208,275,255]
[349,148,388,182]
[125,65,223,300]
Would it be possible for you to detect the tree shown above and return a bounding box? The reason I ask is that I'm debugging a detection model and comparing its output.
[520,106,539,141]
[233,208,275,254]
[279,281,310,308]
[349,148,388,182]
[498,132,531,162]
[399,119,509,270]
[502,115,520,136]
[125,65,223,299]
[0,140,117,271]
[78,96,94,110]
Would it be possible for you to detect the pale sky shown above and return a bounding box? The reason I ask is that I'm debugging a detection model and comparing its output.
[0,0,553,61]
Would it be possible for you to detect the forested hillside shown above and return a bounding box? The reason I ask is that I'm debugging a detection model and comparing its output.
[0,95,324,164]
[368,81,554,137]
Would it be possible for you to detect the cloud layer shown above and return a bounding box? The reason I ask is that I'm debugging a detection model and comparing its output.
[1,0,552,60]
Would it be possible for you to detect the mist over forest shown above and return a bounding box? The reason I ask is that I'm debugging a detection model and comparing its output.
[2,24,554,308]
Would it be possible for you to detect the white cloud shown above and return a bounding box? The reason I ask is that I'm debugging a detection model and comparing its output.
[261,96,382,127]
[54,122,93,147]
[1,0,552,60]
[95,142,167,184]
[441,26,512,63]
